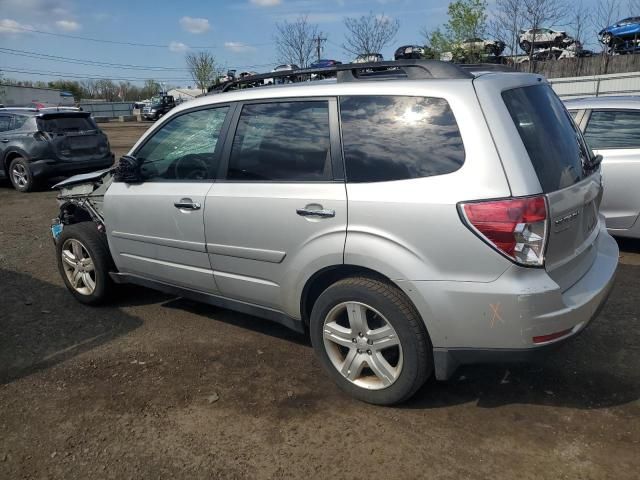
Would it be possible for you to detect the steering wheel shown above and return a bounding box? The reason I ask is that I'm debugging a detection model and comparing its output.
[173,154,210,180]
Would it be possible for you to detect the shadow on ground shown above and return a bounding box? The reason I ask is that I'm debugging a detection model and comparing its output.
[0,268,142,384]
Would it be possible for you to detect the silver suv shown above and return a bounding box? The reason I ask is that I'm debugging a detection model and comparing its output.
[51,61,618,405]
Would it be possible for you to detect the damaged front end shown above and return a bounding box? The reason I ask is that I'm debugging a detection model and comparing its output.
[50,168,114,243]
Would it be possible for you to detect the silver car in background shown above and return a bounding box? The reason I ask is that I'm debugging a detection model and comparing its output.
[51,61,618,405]
[565,96,640,238]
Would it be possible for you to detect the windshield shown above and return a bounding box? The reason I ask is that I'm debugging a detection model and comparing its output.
[502,84,594,193]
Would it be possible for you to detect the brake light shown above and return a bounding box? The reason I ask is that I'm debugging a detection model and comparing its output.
[33,131,51,141]
[460,196,548,267]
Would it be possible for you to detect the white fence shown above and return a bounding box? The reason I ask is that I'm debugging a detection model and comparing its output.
[549,71,640,99]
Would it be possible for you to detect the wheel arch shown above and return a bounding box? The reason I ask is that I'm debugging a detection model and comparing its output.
[3,148,29,174]
[301,265,422,329]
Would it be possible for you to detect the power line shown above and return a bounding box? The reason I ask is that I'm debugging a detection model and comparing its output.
[0,67,193,82]
[4,24,274,50]
[0,47,188,71]
[0,47,279,75]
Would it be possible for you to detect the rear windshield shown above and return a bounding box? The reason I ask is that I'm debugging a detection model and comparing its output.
[502,84,592,192]
[38,116,97,133]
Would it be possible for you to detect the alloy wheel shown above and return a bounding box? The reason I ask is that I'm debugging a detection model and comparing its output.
[11,163,28,188]
[61,238,96,295]
[322,301,403,390]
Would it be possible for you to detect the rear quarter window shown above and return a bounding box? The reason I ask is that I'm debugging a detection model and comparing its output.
[502,84,592,193]
[339,95,465,183]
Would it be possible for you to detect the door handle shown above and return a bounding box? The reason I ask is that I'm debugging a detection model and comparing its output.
[1,139,8,143]
[296,207,335,218]
[174,200,201,210]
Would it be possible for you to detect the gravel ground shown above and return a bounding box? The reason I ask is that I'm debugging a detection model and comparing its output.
[0,124,639,479]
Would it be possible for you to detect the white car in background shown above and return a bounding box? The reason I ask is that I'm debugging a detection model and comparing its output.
[565,96,640,238]
[519,28,567,52]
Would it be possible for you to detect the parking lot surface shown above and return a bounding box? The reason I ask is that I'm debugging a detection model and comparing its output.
[1,124,639,479]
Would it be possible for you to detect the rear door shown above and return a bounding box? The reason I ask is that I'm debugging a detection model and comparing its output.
[581,109,640,230]
[204,98,346,316]
[501,84,602,291]
[104,105,231,293]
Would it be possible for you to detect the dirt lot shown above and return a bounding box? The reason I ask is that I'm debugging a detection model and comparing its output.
[1,123,639,479]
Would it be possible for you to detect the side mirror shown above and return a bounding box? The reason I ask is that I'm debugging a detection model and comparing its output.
[113,155,144,183]
[592,154,603,169]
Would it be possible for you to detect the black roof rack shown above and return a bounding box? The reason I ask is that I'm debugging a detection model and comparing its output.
[216,59,474,93]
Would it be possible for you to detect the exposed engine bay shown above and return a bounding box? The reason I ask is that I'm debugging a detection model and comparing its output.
[54,168,114,225]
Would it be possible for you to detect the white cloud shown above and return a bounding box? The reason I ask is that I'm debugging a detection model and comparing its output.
[224,41,256,53]
[169,41,189,53]
[0,18,33,35]
[179,16,210,34]
[55,19,80,31]
[250,0,282,7]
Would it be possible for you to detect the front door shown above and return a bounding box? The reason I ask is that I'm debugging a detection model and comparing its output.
[204,99,346,317]
[105,105,230,293]
[583,109,640,230]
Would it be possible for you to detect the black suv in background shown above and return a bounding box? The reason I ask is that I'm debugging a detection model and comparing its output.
[0,109,114,192]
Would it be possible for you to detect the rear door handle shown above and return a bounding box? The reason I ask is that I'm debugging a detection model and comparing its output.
[174,199,201,210]
[296,208,335,218]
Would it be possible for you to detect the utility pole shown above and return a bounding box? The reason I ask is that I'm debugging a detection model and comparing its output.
[313,34,327,63]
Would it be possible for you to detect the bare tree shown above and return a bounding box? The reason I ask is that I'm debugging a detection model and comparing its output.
[570,3,591,48]
[186,51,219,93]
[489,0,525,59]
[521,0,569,71]
[593,0,621,73]
[343,12,399,57]
[274,15,319,68]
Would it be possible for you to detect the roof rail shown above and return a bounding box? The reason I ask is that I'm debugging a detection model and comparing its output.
[217,59,473,92]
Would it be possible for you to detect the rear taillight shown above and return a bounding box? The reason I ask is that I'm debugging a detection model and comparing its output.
[33,131,51,141]
[460,196,548,267]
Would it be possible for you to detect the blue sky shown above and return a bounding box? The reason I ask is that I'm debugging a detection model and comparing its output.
[0,0,619,87]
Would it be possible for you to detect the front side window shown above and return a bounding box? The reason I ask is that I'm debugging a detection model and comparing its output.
[584,110,640,150]
[227,101,331,181]
[135,107,228,181]
[339,95,465,183]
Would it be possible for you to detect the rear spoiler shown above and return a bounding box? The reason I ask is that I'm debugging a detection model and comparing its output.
[37,110,91,119]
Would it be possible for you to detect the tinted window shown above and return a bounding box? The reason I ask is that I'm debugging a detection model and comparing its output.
[135,107,228,181]
[38,116,96,133]
[0,116,11,132]
[227,101,331,181]
[339,96,465,183]
[502,85,592,192]
[584,110,640,149]
[12,115,29,130]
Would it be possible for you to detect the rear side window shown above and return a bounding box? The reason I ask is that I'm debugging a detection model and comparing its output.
[584,110,640,149]
[38,116,97,133]
[227,101,331,181]
[339,96,465,183]
[502,85,592,192]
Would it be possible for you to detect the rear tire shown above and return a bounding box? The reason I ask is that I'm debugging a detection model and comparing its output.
[56,222,114,305]
[310,277,432,405]
[9,157,36,192]
[520,40,531,53]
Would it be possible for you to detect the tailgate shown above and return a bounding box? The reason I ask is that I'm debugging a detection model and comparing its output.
[499,82,603,291]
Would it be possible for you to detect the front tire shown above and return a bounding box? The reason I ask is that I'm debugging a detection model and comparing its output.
[9,157,36,192]
[520,40,531,53]
[310,277,432,405]
[56,222,114,305]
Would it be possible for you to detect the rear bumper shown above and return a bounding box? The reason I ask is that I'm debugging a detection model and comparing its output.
[29,153,115,179]
[400,225,619,380]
